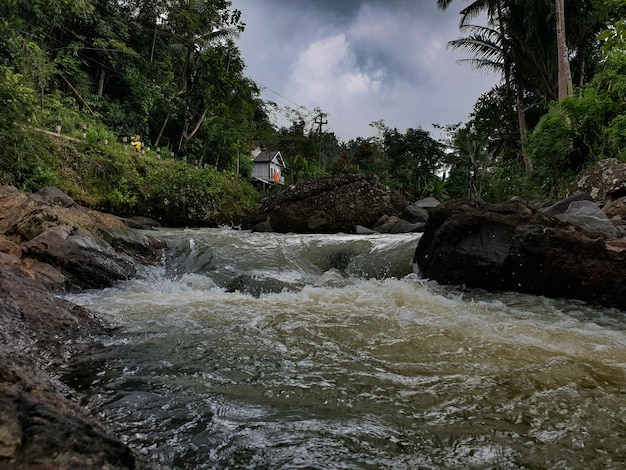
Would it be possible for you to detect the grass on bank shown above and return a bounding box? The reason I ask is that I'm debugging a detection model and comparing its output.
[0,121,260,226]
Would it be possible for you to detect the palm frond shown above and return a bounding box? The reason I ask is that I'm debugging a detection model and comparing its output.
[455,57,503,74]
[448,22,504,74]
[459,0,489,26]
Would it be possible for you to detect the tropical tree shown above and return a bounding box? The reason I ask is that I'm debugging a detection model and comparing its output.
[555,0,573,99]
[445,1,533,170]
[159,1,244,153]
[597,0,626,53]
[328,138,384,176]
[0,66,35,131]
[444,125,492,198]
[440,0,606,174]
[526,46,626,188]
[381,127,445,198]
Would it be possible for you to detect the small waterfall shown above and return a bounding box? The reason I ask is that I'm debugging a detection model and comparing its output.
[160,228,421,295]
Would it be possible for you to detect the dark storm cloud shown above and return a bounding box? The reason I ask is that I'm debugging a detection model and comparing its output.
[244,0,446,20]
[231,0,499,140]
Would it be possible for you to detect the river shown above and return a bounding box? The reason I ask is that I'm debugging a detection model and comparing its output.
[64,228,626,469]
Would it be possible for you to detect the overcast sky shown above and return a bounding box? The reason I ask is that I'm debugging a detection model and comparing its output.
[231,0,500,142]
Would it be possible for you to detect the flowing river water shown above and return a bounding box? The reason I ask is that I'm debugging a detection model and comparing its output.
[64,228,626,469]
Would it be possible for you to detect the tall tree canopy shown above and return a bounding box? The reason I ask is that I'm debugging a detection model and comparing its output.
[0,0,270,171]
[440,0,608,173]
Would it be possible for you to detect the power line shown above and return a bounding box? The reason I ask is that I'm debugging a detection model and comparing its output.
[259,83,304,109]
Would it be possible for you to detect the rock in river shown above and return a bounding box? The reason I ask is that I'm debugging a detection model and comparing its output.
[249,174,407,233]
[414,198,626,309]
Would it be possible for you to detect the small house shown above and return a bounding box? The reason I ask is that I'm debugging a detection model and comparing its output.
[251,147,286,186]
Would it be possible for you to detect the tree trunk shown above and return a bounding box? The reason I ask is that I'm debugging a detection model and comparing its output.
[154,113,170,149]
[97,68,105,97]
[555,0,573,100]
[516,81,533,172]
[496,2,512,95]
[184,106,210,145]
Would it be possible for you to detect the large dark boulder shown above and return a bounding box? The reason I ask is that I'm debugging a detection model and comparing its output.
[250,175,407,233]
[0,259,148,469]
[414,198,626,309]
[0,244,146,469]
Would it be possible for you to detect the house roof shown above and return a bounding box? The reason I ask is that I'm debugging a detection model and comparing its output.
[253,150,279,162]
[253,150,285,167]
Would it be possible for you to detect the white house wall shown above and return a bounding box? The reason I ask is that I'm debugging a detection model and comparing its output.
[253,162,270,180]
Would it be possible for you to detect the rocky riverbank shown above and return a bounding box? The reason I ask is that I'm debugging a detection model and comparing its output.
[414,196,626,309]
[4,161,626,466]
[245,174,435,234]
[414,159,626,309]
[0,186,165,469]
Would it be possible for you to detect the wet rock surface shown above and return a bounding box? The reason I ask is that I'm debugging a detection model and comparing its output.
[0,185,165,290]
[0,186,164,469]
[248,175,413,233]
[414,198,626,309]
[573,158,626,203]
[573,158,626,221]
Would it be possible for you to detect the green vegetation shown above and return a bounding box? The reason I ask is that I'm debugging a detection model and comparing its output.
[0,0,263,225]
[1,0,626,225]
[438,0,626,201]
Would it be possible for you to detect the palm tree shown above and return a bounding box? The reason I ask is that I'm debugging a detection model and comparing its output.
[440,0,535,170]
[451,125,492,197]
[438,0,601,170]
[555,0,573,99]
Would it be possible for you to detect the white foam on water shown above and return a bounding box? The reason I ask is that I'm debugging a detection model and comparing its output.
[63,228,626,469]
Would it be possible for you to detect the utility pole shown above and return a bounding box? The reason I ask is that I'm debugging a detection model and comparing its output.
[314,111,327,178]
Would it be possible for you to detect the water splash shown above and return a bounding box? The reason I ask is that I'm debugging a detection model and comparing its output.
[65,228,626,469]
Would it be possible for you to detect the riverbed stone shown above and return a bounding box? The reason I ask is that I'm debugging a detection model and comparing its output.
[401,204,429,224]
[0,185,166,289]
[355,225,377,234]
[252,217,273,232]
[0,264,147,468]
[372,215,400,233]
[541,192,595,215]
[604,196,626,220]
[414,197,626,309]
[555,200,621,238]
[572,158,626,202]
[389,219,426,233]
[24,224,139,289]
[414,196,441,209]
[31,185,77,208]
[0,239,21,259]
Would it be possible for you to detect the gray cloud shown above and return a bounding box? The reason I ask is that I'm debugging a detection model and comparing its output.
[231,0,499,141]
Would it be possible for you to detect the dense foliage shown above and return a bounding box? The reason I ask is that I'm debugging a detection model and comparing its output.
[0,0,266,224]
[433,0,626,201]
[1,0,626,221]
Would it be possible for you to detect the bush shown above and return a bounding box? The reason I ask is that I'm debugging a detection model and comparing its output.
[142,162,258,225]
[0,66,35,130]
